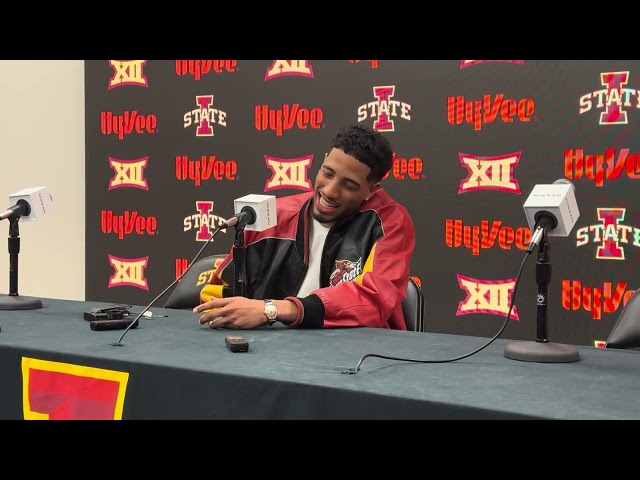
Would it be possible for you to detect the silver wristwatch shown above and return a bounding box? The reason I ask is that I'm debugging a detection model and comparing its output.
[263,299,278,326]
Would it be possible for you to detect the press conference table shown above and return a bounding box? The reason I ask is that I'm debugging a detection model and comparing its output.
[0,297,638,420]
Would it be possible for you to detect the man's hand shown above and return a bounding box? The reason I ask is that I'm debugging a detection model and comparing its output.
[193,297,268,329]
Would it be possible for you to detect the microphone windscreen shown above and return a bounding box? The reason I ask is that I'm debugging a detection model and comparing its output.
[553,178,575,191]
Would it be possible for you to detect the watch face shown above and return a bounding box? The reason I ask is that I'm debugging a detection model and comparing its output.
[265,303,277,320]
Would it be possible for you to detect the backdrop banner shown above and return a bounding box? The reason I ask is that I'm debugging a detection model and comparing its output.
[84,60,640,347]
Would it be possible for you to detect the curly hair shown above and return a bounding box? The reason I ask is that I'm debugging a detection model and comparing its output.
[330,124,393,183]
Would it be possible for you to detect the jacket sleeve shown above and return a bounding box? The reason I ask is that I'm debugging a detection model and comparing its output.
[296,205,416,329]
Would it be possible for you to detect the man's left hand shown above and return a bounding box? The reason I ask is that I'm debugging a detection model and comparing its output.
[193,297,267,329]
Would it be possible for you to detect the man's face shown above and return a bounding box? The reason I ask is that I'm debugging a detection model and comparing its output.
[312,148,380,227]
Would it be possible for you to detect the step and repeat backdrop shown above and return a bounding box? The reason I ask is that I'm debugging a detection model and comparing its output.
[85,60,639,347]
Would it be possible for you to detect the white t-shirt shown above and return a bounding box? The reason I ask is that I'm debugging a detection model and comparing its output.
[296,216,331,297]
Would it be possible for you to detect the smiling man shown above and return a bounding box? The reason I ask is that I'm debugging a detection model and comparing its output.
[196,123,416,330]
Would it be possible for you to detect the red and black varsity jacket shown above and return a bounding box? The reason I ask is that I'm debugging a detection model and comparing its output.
[200,189,415,329]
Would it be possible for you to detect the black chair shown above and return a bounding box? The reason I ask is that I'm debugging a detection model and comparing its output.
[164,254,227,309]
[605,288,640,350]
[402,276,424,332]
[165,255,426,333]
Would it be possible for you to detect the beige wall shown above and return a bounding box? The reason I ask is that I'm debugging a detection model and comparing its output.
[0,60,85,301]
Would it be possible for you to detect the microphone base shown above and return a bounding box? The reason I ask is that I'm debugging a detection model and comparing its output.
[504,340,580,363]
[0,294,43,310]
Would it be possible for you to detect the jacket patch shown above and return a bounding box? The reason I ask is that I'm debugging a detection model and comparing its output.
[329,258,363,287]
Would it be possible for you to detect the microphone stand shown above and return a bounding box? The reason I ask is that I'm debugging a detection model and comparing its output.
[504,237,580,363]
[0,215,43,314]
[232,223,247,297]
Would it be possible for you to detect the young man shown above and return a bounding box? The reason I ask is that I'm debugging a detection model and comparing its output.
[194,123,416,330]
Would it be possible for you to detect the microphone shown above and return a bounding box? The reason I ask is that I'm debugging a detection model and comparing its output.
[0,187,53,314]
[0,187,53,222]
[222,207,256,229]
[113,194,278,345]
[222,194,277,231]
[0,200,30,220]
[523,179,580,253]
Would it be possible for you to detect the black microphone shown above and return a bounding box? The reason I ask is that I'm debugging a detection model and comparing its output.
[528,211,559,252]
[221,194,277,232]
[523,178,579,253]
[0,187,52,222]
[0,199,31,221]
[221,206,256,229]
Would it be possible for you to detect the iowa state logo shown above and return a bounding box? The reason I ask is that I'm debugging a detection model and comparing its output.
[329,258,363,286]
[184,95,227,136]
[357,86,411,132]
[579,71,640,125]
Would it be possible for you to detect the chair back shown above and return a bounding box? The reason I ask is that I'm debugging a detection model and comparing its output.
[402,277,424,332]
[164,254,227,309]
[605,288,640,350]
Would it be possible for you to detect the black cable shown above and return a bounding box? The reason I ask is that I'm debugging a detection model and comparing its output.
[113,226,224,346]
[342,249,532,374]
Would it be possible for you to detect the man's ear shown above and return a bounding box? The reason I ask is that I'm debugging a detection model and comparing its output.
[366,182,381,200]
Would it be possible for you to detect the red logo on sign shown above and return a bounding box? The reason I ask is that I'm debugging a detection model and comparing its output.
[578,71,639,125]
[456,274,519,320]
[101,210,157,239]
[108,157,149,190]
[459,60,523,68]
[562,280,636,320]
[108,60,148,88]
[100,111,157,140]
[175,60,237,79]
[458,152,521,193]
[348,60,381,69]
[446,219,531,255]
[254,104,323,136]
[447,94,535,131]
[357,86,411,132]
[264,61,314,80]
[175,155,237,186]
[108,255,149,290]
[575,208,640,260]
[184,201,227,242]
[565,148,640,187]
[382,153,424,180]
[184,95,227,137]
[264,155,313,192]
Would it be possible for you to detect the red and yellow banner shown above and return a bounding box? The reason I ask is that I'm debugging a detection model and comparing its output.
[22,357,129,420]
